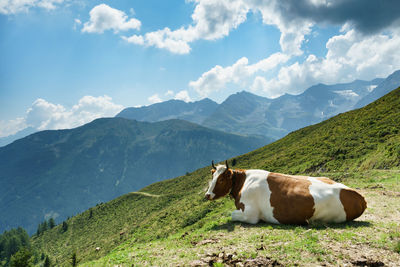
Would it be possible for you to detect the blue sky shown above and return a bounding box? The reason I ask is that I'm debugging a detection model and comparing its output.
[1,0,400,138]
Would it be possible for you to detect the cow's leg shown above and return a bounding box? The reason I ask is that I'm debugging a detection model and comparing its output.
[231,209,246,222]
[231,205,259,224]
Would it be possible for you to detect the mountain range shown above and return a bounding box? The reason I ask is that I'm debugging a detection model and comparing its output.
[32,86,400,266]
[118,70,400,140]
[0,118,265,234]
[1,70,399,148]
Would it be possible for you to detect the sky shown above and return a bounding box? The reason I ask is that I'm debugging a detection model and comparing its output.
[1,0,400,138]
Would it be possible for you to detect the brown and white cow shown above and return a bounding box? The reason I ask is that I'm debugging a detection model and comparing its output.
[205,161,367,224]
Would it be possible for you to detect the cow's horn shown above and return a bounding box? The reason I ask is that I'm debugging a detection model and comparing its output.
[225,160,229,169]
[212,160,216,170]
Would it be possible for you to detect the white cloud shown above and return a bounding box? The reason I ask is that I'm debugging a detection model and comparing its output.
[82,4,141,34]
[26,98,66,130]
[148,94,162,104]
[120,0,314,55]
[147,90,192,104]
[250,76,268,93]
[174,90,192,102]
[0,0,64,14]
[0,96,123,138]
[121,34,144,45]
[142,28,192,54]
[123,0,249,54]
[36,0,63,10]
[189,52,289,97]
[165,90,174,96]
[90,0,400,57]
[0,118,27,138]
[73,18,82,30]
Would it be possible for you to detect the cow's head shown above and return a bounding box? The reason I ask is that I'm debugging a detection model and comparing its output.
[205,160,233,200]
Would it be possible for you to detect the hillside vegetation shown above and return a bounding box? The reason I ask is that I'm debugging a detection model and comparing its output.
[32,88,400,266]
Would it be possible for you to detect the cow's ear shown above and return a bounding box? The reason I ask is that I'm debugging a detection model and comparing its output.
[212,160,216,170]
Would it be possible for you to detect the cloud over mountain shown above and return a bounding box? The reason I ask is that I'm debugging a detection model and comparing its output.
[0,96,123,138]
[189,52,289,97]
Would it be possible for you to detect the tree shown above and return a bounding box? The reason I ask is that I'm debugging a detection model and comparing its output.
[36,224,41,236]
[9,248,33,267]
[37,220,49,236]
[42,221,48,232]
[44,255,51,267]
[0,227,31,264]
[62,221,68,232]
[7,236,21,258]
[71,252,77,267]
[48,218,56,229]
[232,158,237,166]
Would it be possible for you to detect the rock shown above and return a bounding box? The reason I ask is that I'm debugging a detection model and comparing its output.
[190,260,205,266]
[351,259,385,267]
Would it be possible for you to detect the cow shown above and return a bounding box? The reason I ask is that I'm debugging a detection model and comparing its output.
[205,161,367,224]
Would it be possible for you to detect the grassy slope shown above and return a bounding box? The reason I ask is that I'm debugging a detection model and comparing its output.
[32,88,400,266]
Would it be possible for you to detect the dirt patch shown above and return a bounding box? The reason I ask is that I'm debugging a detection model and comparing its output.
[190,252,282,266]
[324,240,400,267]
[357,189,400,223]
[381,191,400,197]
